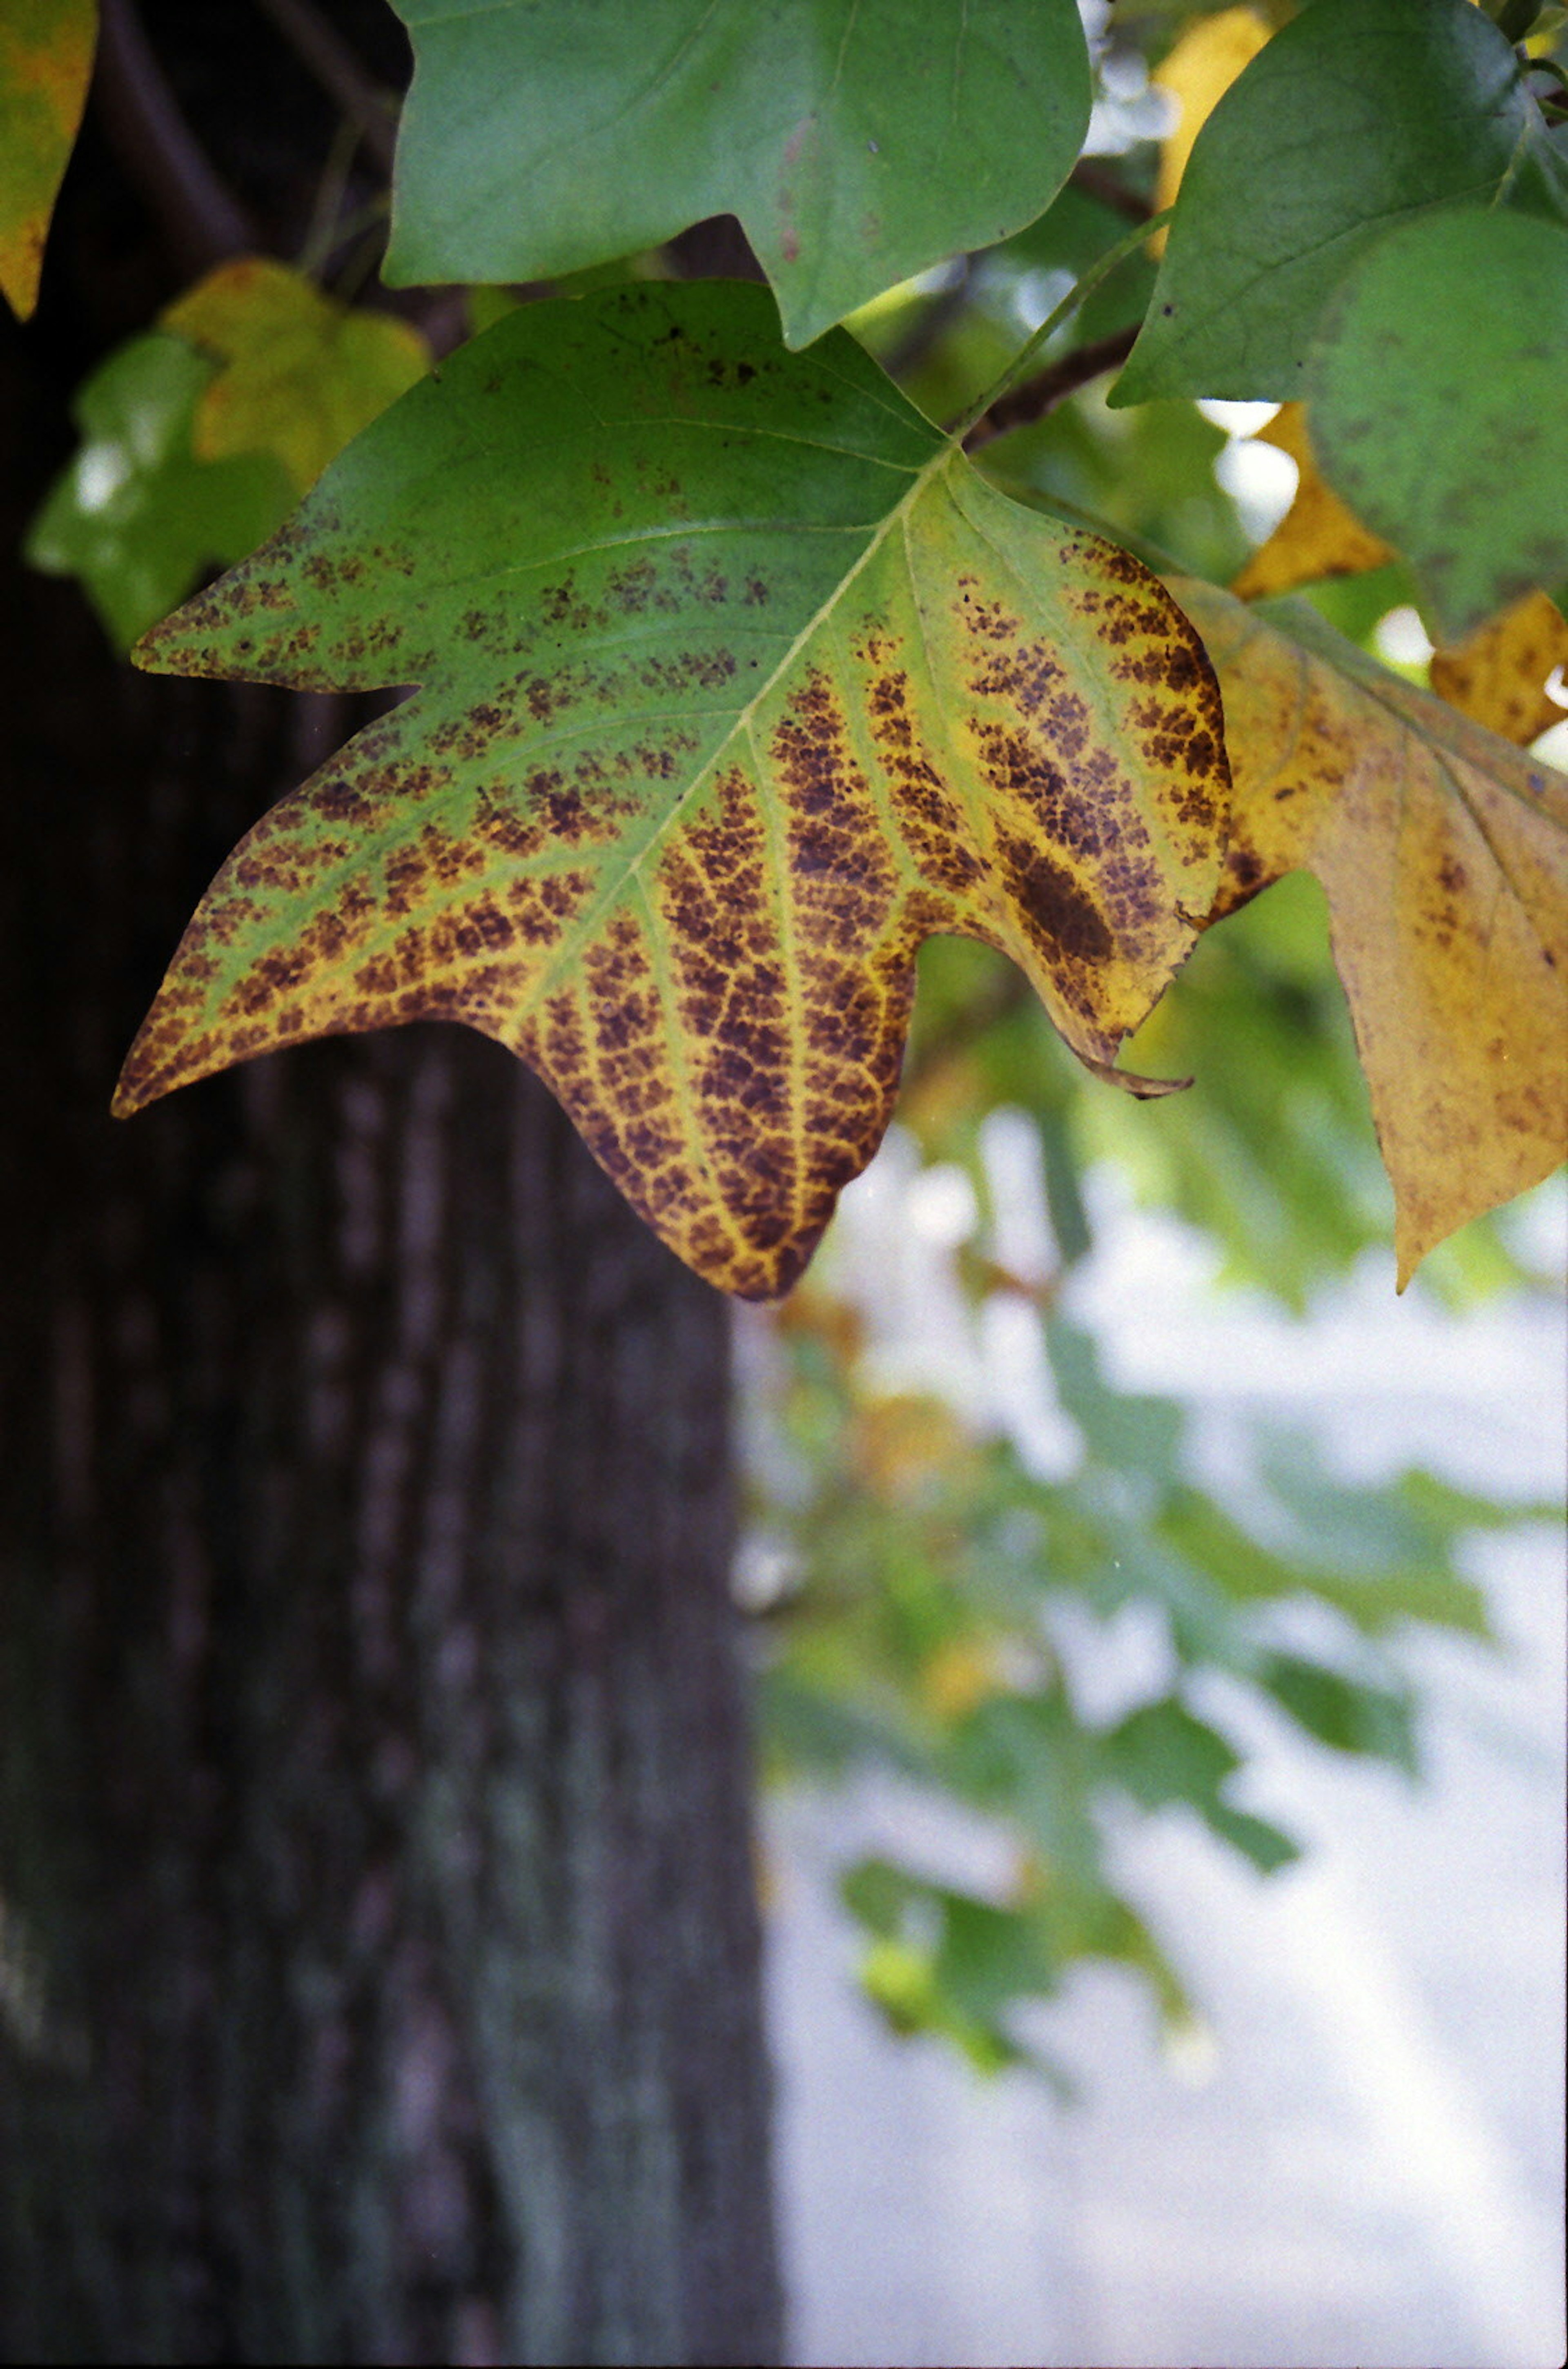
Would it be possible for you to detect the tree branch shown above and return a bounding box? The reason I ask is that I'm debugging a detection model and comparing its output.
[94,0,255,275]
[961,326,1138,453]
[250,0,400,176]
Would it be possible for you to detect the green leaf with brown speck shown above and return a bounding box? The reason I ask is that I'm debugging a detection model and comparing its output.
[118,282,1229,1299]
[1305,211,1568,644]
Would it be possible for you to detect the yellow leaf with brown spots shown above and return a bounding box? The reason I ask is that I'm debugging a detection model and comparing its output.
[1231,403,1394,602]
[1150,5,1271,253]
[162,258,430,495]
[0,0,96,319]
[1429,593,1568,749]
[116,283,1229,1299]
[1175,578,1568,1286]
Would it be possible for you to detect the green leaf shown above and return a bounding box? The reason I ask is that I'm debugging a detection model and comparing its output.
[385,0,1093,348]
[972,179,1160,348]
[1204,1804,1300,1874]
[23,332,294,651]
[1112,0,1566,404]
[1045,1317,1182,1482]
[1158,1476,1493,1642]
[1099,1694,1238,1810]
[1305,209,1568,641]
[1097,1692,1301,1868]
[0,0,95,319]
[1261,1653,1419,1773]
[116,283,1229,1301]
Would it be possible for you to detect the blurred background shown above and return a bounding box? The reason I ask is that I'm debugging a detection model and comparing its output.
[759,1154,1564,2367]
[15,4,1565,2358]
[731,9,1568,2359]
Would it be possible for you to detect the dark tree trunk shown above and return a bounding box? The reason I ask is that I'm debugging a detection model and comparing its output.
[0,17,782,2363]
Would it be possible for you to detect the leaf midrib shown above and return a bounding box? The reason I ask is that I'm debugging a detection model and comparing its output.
[519,439,964,1013]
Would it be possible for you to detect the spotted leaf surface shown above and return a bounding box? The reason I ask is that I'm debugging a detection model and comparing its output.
[1305,210,1568,643]
[120,284,1227,1299]
[1177,579,1568,1286]
[385,0,1091,350]
[1429,595,1568,750]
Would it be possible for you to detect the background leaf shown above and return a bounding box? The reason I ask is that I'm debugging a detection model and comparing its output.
[1230,403,1394,603]
[1305,209,1568,642]
[23,331,294,651]
[1428,593,1568,746]
[0,0,95,319]
[1176,578,1568,1283]
[385,0,1093,348]
[118,283,1228,1299]
[162,257,431,495]
[1113,0,1564,403]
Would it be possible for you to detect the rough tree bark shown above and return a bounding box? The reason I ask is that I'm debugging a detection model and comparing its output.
[0,11,783,2362]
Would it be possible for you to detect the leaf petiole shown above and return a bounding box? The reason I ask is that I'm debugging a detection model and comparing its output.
[949,207,1172,444]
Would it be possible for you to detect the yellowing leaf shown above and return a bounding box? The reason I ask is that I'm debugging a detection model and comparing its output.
[1150,7,1271,252]
[1428,593,1568,748]
[0,0,96,319]
[1231,403,1393,601]
[161,258,430,495]
[116,285,1229,1301]
[852,1393,973,1504]
[921,1639,1005,1722]
[1176,578,1568,1286]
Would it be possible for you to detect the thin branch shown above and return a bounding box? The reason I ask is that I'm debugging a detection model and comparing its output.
[962,326,1138,452]
[250,0,399,176]
[94,0,255,272]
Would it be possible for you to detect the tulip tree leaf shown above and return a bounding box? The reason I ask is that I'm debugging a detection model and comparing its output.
[116,282,1229,1300]
[384,0,1093,350]
[1305,210,1568,644]
[1176,578,1568,1286]
[1113,0,1568,405]
[161,257,432,495]
[0,0,95,319]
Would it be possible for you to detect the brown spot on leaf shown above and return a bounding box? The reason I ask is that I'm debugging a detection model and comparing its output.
[997,831,1114,965]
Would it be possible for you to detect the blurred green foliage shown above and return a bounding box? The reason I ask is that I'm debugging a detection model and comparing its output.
[25,332,292,650]
[744,1232,1540,2075]
[748,59,1561,2075]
